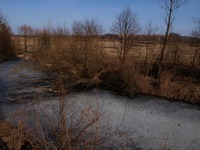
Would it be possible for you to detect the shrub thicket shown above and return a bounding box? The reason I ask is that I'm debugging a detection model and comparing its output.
[0,12,15,59]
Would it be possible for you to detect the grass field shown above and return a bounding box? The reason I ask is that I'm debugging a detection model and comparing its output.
[10,35,200,104]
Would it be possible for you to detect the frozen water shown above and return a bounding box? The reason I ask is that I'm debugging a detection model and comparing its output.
[1,58,200,149]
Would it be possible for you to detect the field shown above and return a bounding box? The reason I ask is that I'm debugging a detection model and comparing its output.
[10,34,200,104]
[13,35,200,66]
[0,34,200,149]
[1,2,200,149]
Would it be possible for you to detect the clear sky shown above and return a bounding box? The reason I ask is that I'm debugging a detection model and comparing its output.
[0,0,199,36]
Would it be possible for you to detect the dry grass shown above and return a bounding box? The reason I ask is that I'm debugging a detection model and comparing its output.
[113,54,200,104]
[12,35,200,103]
[0,120,27,150]
[14,35,198,66]
[128,71,200,104]
[1,34,200,149]
[1,84,107,149]
[159,72,200,103]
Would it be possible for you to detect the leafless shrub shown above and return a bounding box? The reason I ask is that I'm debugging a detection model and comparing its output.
[0,11,15,59]
[17,24,34,56]
[119,57,142,93]
[162,34,183,72]
[191,18,200,69]
[36,28,52,51]
[143,20,158,74]
[157,0,188,76]
[34,18,107,82]
[71,18,106,78]
[0,117,29,150]
[192,18,200,38]
[111,7,140,64]
[2,78,107,149]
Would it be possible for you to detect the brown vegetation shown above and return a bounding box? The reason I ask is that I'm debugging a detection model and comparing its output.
[0,76,107,149]
[1,4,200,149]
[0,12,15,60]
[11,22,200,104]
[17,25,34,56]
[111,7,140,64]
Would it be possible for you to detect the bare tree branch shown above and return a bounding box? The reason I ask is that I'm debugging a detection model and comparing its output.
[111,7,140,63]
[158,0,188,72]
[192,18,200,38]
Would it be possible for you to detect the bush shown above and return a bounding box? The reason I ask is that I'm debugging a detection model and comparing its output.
[0,12,15,59]
[35,19,107,81]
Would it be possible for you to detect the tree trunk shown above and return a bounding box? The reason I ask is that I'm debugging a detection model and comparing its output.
[158,0,173,76]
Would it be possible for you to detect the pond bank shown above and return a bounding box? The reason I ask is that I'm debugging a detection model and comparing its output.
[1,58,200,149]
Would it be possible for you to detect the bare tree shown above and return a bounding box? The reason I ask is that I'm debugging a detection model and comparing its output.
[148,0,189,78]
[159,0,188,65]
[72,18,103,36]
[144,20,158,72]
[51,24,70,53]
[192,18,200,38]
[166,33,182,73]
[18,24,34,55]
[0,11,15,59]
[36,28,51,51]
[191,18,200,68]
[52,24,69,38]
[71,18,105,78]
[111,7,140,64]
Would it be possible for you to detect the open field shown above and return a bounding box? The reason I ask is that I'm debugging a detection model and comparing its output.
[9,35,200,105]
[12,35,200,66]
[2,27,200,150]
[1,2,200,149]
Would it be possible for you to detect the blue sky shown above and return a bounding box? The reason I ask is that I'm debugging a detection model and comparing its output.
[0,0,199,35]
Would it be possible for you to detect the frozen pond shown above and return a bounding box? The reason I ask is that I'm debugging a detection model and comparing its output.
[1,58,200,149]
